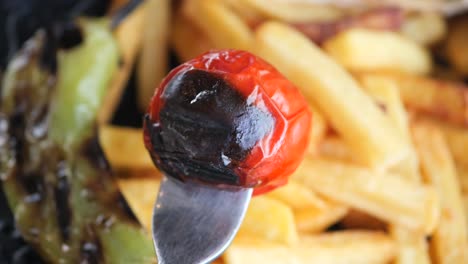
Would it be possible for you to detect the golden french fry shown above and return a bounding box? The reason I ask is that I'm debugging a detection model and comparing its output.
[307,107,328,155]
[358,74,420,181]
[360,73,468,127]
[117,177,161,231]
[389,225,431,264]
[255,21,410,170]
[184,0,253,51]
[292,157,439,234]
[412,122,468,264]
[294,201,348,233]
[98,2,146,123]
[221,0,265,23]
[171,13,214,62]
[400,12,447,46]
[266,180,326,210]
[340,210,386,231]
[238,196,298,245]
[445,16,468,76]
[435,120,468,168]
[316,136,355,162]
[137,0,170,111]
[99,125,154,170]
[323,28,432,75]
[225,231,396,264]
[242,0,343,23]
[359,77,429,263]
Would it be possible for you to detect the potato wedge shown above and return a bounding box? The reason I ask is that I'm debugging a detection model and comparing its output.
[255,21,410,170]
[324,28,431,75]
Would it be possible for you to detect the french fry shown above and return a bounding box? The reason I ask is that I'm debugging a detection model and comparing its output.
[225,231,396,264]
[171,13,214,62]
[255,21,410,170]
[359,74,420,181]
[323,28,432,75]
[435,120,468,168]
[412,122,468,264]
[184,0,253,51]
[389,225,431,264]
[360,75,429,263]
[221,0,265,24]
[292,157,439,234]
[316,136,355,162]
[293,7,404,44]
[238,196,298,245]
[98,2,146,123]
[266,180,327,210]
[306,107,328,155]
[137,0,170,111]
[294,201,349,233]
[117,177,161,231]
[99,125,154,170]
[242,0,343,23]
[400,12,447,46]
[359,73,468,127]
[445,15,468,76]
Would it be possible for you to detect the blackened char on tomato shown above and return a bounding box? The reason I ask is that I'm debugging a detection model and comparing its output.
[145,69,274,185]
[144,50,312,195]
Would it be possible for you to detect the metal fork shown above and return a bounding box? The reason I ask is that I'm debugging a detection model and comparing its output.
[152,176,252,264]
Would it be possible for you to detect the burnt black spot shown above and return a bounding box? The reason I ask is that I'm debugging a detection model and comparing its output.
[148,69,274,185]
[54,161,71,241]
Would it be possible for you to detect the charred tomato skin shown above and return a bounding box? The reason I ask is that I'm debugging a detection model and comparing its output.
[144,50,311,195]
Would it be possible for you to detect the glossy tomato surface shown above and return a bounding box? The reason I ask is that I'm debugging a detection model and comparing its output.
[144,50,311,195]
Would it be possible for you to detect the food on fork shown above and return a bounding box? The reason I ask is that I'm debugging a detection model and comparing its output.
[144,49,311,195]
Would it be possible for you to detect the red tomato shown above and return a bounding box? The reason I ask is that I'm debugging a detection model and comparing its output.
[144,50,311,195]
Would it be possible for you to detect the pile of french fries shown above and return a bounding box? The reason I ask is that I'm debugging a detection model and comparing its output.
[100,0,468,263]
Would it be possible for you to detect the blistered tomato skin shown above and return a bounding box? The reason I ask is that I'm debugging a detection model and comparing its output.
[144,50,311,195]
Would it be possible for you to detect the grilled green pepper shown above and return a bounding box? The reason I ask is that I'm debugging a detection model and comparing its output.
[0,19,155,263]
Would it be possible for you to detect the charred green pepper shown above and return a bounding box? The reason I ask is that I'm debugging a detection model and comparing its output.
[0,19,154,263]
